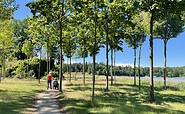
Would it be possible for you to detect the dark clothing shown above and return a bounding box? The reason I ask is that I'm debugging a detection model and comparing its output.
[47,80,52,89]
[53,80,59,89]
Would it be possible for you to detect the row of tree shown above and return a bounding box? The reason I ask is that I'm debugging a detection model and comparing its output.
[1,0,185,103]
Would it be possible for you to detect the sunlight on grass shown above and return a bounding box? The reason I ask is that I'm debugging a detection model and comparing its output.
[58,74,185,114]
[0,78,45,114]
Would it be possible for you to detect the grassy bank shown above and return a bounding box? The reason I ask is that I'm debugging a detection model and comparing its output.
[0,79,45,113]
[58,74,185,114]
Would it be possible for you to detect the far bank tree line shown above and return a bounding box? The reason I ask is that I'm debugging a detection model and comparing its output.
[1,0,185,103]
[64,62,185,78]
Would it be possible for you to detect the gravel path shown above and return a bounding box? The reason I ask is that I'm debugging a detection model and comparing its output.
[24,89,61,114]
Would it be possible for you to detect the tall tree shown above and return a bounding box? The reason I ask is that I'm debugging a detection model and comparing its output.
[154,12,184,89]
[22,40,33,78]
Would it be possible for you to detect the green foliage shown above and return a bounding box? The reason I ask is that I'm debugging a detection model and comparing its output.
[22,40,33,57]
[5,58,50,79]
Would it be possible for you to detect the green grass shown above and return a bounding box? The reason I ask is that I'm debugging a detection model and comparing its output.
[0,78,45,114]
[58,74,185,114]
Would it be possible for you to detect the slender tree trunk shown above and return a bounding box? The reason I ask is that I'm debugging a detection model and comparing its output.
[106,15,109,91]
[83,45,86,86]
[67,57,69,81]
[134,48,136,86]
[59,0,64,92]
[69,53,71,82]
[38,47,42,83]
[75,58,77,80]
[114,49,116,84]
[138,37,143,90]
[3,41,5,80]
[150,11,154,102]
[164,38,167,90]
[92,1,97,104]
[47,38,49,74]
[111,48,113,86]
[0,65,1,83]
[49,57,50,72]
[27,55,29,79]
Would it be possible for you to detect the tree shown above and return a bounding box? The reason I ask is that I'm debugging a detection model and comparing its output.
[154,12,184,89]
[133,11,149,90]
[0,0,18,81]
[22,40,33,78]
[27,0,67,92]
[0,20,14,79]
[139,0,185,102]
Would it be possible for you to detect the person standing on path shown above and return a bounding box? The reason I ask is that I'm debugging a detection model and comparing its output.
[47,72,52,89]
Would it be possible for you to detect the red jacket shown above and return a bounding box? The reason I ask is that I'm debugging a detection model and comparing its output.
[47,74,52,81]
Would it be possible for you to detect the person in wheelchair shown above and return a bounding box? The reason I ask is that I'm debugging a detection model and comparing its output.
[53,78,59,90]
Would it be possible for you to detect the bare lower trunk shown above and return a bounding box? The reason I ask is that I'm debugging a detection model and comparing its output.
[92,1,97,104]
[75,59,77,80]
[134,48,136,86]
[59,1,64,92]
[106,16,109,91]
[164,38,167,90]
[38,47,41,83]
[3,41,5,79]
[67,57,69,81]
[47,38,49,75]
[49,57,50,72]
[111,48,113,86]
[114,49,116,84]
[83,46,86,86]
[150,11,154,102]
[0,66,1,83]
[69,54,71,82]
[138,37,143,90]
[27,56,29,79]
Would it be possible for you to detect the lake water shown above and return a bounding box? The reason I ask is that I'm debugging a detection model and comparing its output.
[140,76,185,82]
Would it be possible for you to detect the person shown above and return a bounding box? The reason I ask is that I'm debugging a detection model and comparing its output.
[47,72,52,89]
[53,77,59,90]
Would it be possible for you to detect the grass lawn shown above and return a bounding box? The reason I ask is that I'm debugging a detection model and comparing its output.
[58,73,185,114]
[0,78,45,114]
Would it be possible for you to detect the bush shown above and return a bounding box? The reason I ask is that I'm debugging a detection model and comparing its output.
[5,58,49,79]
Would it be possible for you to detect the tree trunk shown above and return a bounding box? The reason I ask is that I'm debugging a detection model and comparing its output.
[27,55,29,79]
[49,57,50,72]
[92,1,97,104]
[150,11,154,102]
[114,49,116,84]
[67,57,69,81]
[38,47,41,83]
[106,12,109,91]
[111,48,113,86]
[3,41,5,80]
[47,39,49,75]
[75,58,77,80]
[59,1,64,92]
[138,37,143,90]
[134,48,136,86]
[83,45,86,86]
[0,65,1,83]
[69,53,71,82]
[164,38,167,90]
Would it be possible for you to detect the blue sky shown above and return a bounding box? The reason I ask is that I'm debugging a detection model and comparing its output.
[14,0,185,67]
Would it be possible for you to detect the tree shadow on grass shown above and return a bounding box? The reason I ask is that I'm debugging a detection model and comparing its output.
[0,89,41,114]
[94,90,185,114]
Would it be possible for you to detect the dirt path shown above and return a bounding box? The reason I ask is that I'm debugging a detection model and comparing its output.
[24,84,66,114]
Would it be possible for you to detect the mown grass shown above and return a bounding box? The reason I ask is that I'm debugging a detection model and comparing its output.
[58,73,185,114]
[0,78,45,114]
